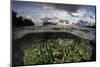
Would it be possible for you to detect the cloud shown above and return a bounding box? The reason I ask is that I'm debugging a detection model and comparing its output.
[42,3,81,13]
[12,1,96,24]
[39,4,95,23]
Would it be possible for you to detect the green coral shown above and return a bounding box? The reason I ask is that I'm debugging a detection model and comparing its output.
[23,39,92,65]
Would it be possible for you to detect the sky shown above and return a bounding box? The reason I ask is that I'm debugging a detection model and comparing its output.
[11,1,96,26]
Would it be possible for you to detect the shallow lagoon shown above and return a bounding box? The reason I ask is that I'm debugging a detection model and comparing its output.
[12,26,96,66]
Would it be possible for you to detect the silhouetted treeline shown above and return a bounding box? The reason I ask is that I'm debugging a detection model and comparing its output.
[12,10,35,27]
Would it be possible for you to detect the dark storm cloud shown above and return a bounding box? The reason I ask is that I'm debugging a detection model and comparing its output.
[53,4,80,12]
[43,3,82,12]
[43,3,95,14]
[12,1,96,14]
